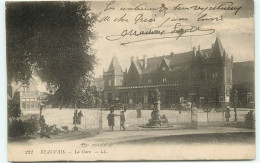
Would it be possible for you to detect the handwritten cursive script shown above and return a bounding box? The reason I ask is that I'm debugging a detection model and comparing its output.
[106,23,215,45]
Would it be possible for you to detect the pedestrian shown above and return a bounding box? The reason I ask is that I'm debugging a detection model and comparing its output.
[107,110,115,131]
[120,111,126,131]
[225,106,231,122]
[136,103,142,118]
[245,110,254,128]
[77,110,83,125]
[73,110,78,124]
[124,105,127,112]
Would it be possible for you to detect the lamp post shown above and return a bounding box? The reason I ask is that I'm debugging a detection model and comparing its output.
[99,89,104,132]
[233,89,238,122]
[73,103,78,131]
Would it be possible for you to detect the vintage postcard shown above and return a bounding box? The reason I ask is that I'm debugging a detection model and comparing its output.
[6,0,255,161]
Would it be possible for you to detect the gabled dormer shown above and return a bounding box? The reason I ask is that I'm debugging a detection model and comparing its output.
[159,57,170,72]
[125,56,142,85]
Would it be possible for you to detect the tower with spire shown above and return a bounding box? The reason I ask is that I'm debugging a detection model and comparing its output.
[103,56,124,88]
[203,36,233,104]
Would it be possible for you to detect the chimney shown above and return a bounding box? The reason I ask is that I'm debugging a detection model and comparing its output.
[143,55,147,70]
[171,52,174,57]
[198,44,200,51]
[193,47,196,56]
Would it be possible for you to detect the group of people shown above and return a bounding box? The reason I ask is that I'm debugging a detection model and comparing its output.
[107,105,127,131]
[73,110,83,125]
[107,103,144,131]
[225,106,255,128]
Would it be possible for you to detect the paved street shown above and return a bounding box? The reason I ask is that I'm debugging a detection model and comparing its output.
[21,107,252,132]
[80,126,255,144]
[9,110,255,161]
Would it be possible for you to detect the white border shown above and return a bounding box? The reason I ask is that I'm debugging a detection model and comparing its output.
[0,0,259,163]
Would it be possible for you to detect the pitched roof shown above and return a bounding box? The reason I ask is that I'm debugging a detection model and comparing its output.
[11,82,23,96]
[126,37,228,76]
[132,60,142,74]
[139,49,210,75]
[162,57,170,67]
[211,37,224,57]
[10,78,39,97]
[108,56,123,73]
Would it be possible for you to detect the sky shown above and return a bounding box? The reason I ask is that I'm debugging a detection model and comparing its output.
[91,0,255,78]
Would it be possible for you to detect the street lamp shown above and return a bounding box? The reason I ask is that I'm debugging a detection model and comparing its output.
[233,89,238,122]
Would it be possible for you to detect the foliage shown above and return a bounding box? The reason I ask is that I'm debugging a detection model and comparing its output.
[8,120,26,138]
[8,118,40,138]
[75,79,104,107]
[8,99,21,119]
[24,117,40,137]
[6,2,97,106]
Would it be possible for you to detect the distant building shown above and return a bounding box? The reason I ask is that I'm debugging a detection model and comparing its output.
[93,77,104,90]
[8,80,40,110]
[232,61,255,107]
[103,37,254,108]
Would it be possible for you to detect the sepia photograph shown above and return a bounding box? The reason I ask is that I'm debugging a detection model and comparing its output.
[6,0,255,161]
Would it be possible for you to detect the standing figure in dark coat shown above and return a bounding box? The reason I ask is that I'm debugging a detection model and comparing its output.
[73,110,78,124]
[107,110,115,131]
[77,111,83,125]
[124,105,127,112]
[245,110,254,128]
[225,106,231,122]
